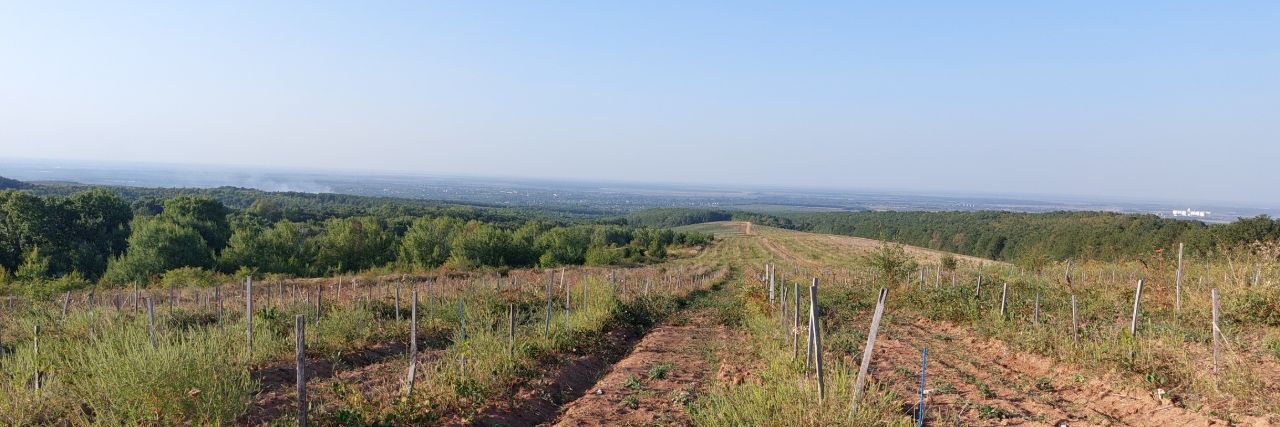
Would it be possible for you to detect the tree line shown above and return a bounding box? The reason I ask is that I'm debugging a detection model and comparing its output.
[0,182,711,297]
[627,208,1280,263]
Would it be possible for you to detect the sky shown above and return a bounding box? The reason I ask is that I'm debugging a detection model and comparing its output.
[2,1,1278,205]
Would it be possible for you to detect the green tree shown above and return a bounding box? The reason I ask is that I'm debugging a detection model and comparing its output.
[311,216,395,274]
[219,220,312,275]
[534,226,592,266]
[158,196,231,253]
[102,218,213,285]
[447,221,514,269]
[398,216,464,270]
[64,189,133,279]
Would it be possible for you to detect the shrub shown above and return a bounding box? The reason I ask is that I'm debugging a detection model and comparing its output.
[161,266,220,289]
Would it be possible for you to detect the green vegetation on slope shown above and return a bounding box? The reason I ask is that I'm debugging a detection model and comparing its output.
[0,178,712,296]
[628,208,1280,263]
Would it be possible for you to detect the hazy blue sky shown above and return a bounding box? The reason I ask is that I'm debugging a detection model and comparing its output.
[2,2,1277,204]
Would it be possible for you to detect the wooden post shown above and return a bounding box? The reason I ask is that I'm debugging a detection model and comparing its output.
[395,279,402,322]
[1033,293,1040,324]
[768,264,775,303]
[146,298,157,348]
[1211,288,1220,374]
[544,274,552,339]
[1175,243,1184,312]
[33,324,40,390]
[851,288,888,412]
[809,279,825,402]
[458,298,467,342]
[779,284,787,339]
[1071,295,1080,348]
[999,283,1008,320]
[917,347,928,427]
[561,268,567,309]
[410,289,419,356]
[792,282,800,360]
[61,291,71,320]
[405,289,419,398]
[805,290,814,372]
[246,277,254,358]
[974,275,982,298]
[1130,279,1144,336]
[133,282,139,314]
[216,286,223,327]
[295,315,307,427]
[508,303,516,357]
[314,286,322,319]
[1064,259,1072,285]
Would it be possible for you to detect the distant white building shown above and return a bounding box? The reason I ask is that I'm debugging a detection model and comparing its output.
[1172,208,1210,218]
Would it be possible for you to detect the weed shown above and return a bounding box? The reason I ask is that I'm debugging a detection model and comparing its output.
[978,383,996,399]
[624,374,643,391]
[647,362,676,380]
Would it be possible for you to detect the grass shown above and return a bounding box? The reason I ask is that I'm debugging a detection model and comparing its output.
[647,361,676,380]
[688,239,913,426]
[733,225,1280,419]
[0,265,725,425]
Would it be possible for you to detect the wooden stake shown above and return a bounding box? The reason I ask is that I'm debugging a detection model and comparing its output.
[809,279,825,402]
[792,282,800,360]
[246,277,254,358]
[508,303,516,357]
[405,289,419,398]
[458,298,466,342]
[1033,292,1040,324]
[60,291,71,320]
[851,288,889,412]
[1175,243,1184,311]
[146,298,157,348]
[999,283,1008,320]
[1211,288,1220,374]
[1130,279,1144,336]
[544,274,552,339]
[216,286,223,327]
[1071,295,1080,348]
[918,348,928,427]
[33,324,40,390]
[295,315,307,427]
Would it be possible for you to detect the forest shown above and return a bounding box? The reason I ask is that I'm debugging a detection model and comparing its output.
[0,179,711,297]
[628,208,1280,263]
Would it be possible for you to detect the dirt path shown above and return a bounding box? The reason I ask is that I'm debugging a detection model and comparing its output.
[239,342,410,425]
[464,327,640,427]
[868,317,1273,426]
[550,320,728,426]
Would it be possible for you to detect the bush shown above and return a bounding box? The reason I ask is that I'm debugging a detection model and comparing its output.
[161,266,220,289]
[585,245,623,266]
[861,243,918,285]
[941,253,958,271]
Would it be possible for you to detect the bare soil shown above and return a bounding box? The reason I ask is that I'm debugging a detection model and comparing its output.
[550,317,730,426]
